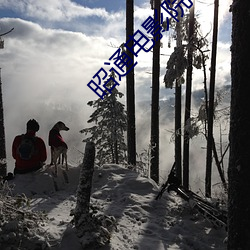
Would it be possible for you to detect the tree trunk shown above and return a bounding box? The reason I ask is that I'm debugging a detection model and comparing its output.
[228,0,250,249]
[114,140,119,164]
[175,16,182,183]
[150,0,160,184]
[74,142,116,248]
[0,69,7,177]
[74,142,95,227]
[126,0,136,166]
[205,0,219,197]
[211,137,227,191]
[183,1,195,190]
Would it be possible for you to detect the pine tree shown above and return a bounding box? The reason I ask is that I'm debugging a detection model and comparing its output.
[80,72,127,166]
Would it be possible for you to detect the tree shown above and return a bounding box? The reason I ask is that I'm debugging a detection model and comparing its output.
[175,14,183,183]
[0,29,13,177]
[164,5,211,188]
[228,0,250,248]
[126,0,136,166]
[183,0,195,190]
[164,8,185,183]
[74,142,115,248]
[150,0,161,184]
[80,72,127,166]
[205,0,219,197]
[0,68,6,177]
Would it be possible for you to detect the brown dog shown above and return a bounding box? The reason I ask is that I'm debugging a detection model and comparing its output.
[48,121,69,176]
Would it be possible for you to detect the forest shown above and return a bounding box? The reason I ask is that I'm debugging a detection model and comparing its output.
[0,0,250,249]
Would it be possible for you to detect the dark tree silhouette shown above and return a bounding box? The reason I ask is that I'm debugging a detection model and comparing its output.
[0,69,6,177]
[126,0,136,166]
[175,14,183,183]
[150,0,161,184]
[0,28,14,177]
[205,0,219,197]
[183,1,195,190]
[228,0,250,248]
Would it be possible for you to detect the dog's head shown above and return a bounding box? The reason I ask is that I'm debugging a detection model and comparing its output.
[53,121,69,131]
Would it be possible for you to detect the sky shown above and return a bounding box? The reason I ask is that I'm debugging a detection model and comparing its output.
[0,0,232,188]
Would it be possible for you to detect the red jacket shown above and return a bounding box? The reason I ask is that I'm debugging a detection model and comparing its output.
[12,131,47,171]
[48,128,68,149]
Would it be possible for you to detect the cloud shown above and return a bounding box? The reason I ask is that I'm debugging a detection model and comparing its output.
[0,0,111,21]
[0,17,121,170]
[195,0,232,38]
[0,1,232,188]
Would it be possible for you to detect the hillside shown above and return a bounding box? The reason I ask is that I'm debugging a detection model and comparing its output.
[0,164,227,250]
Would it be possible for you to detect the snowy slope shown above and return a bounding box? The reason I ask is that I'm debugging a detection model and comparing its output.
[2,164,227,250]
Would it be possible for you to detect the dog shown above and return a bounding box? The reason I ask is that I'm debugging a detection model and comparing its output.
[48,121,69,176]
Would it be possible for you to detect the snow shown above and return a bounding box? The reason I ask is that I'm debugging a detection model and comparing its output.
[2,164,227,250]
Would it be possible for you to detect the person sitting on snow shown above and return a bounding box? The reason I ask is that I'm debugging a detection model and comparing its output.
[12,119,47,174]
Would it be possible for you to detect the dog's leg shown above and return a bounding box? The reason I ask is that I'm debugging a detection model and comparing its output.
[57,154,61,164]
[64,152,68,171]
[61,152,65,166]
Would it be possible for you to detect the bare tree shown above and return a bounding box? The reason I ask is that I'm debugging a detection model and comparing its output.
[74,142,116,248]
[0,28,14,177]
[150,0,161,184]
[205,0,219,197]
[183,1,195,189]
[74,142,96,226]
[228,0,250,248]
[126,0,136,166]
[0,69,6,177]
[175,14,183,183]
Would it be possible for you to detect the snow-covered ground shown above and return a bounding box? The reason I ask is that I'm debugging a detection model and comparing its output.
[1,164,227,250]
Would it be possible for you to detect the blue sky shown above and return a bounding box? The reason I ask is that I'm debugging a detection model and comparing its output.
[0,0,232,172]
[73,0,126,12]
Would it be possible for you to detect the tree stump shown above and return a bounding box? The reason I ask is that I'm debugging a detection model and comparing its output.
[73,142,116,249]
[74,142,95,227]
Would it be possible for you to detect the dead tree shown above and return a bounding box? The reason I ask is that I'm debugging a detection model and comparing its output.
[150,0,161,184]
[183,1,195,189]
[74,142,116,248]
[74,142,96,226]
[205,0,219,198]
[126,0,136,166]
[0,69,6,177]
[175,13,183,184]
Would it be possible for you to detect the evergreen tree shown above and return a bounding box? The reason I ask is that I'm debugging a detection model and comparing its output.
[80,72,127,166]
